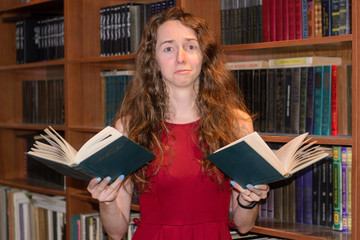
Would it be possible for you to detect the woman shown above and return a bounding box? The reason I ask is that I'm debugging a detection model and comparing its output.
[87,6,269,240]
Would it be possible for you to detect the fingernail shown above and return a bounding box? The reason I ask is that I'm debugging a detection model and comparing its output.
[106,177,111,181]
[246,184,251,189]
[119,175,124,180]
[254,185,259,189]
[96,177,101,182]
[230,181,235,186]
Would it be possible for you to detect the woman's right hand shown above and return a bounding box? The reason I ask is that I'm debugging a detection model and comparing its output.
[87,175,125,204]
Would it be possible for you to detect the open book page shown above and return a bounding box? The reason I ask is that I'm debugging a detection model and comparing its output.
[243,132,285,175]
[44,127,78,162]
[274,133,308,172]
[288,145,329,173]
[30,141,70,164]
[75,126,123,164]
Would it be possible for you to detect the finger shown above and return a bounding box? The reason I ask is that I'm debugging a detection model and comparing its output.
[105,175,124,193]
[96,176,112,191]
[230,181,251,195]
[250,184,270,199]
[87,177,102,192]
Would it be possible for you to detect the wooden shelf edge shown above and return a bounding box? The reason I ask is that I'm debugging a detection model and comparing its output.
[0,123,65,131]
[252,218,351,240]
[0,0,61,13]
[68,54,136,64]
[222,35,352,52]
[0,59,65,71]
[0,178,65,196]
[260,134,353,146]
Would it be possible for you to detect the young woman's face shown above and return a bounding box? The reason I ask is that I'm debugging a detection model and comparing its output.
[155,20,203,91]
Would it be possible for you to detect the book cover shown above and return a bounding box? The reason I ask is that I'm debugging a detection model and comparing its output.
[295,0,303,39]
[302,0,308,38]
[327,155,334,227]
[302,166,313,224]
[207,131,328,188]
[288,0,296,40]
[336,65,349,136]
[282,0,289,40]
[275,0,283,41]
[266,69,276,133]
[339,0,347,35]
[314,0,323,37]
[332,146,342,231]
[331,65,338,136]
[307,0,315,38]
[321,0,331,37]
[259,69,268,132]
[295,172,304,223]
[252,69,260,131]
[341,147,348,232]
[321,65,332,136]
[26,126,156,183]
[312,161,321,225]
[262,0,270,42]
[275,69,285,133]
[299,67,308,133]
[284,68,293,134]
[313,66,323,135]
[225,60,269,70]
[331,0,340,35]
[268,56,341,68]
[291,68,301,134]
[346,147,352,231]
[306,67,315,134]
[269,0,276,41]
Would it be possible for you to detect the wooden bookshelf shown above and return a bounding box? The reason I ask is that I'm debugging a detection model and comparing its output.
[0,0,358,239]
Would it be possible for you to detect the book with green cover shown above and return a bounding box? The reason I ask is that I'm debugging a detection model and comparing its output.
[207,132,329,188]
[26,126,155,183]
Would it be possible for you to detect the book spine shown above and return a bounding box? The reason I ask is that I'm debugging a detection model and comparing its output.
[288,0,296,40]
[332,146,342,231]
[299,67,308,133]
[284,68,293,133]
[259,69,268,132]
[303,166,313,224]
[341,147,348,232]
[306,67,315,134]
[331,65,338,136]
[291,68,301,134]
[295,0,303,39]
[295,172,304,223]
[331,0,340,35]
[302,0,308,38]
[327,157,334,227]
[346,147,352,231]
[269,0,276,41]
[275,69,285,133]
[307,0,315,38]
[276,0,283,41]
[338,0,347,35]
[282,0,289,40]
[266,69,276,132]
[312,161,321,225]
[321,0,331,37]
[313,66,323,135]
[314,0,323,37]
[262,0,270,42]
[321,66,332,136]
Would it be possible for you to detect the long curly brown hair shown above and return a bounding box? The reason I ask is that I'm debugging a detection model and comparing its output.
[116,6,252,193]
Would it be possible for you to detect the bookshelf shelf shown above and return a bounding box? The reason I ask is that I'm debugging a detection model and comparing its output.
[0,59,65,71]
[0,0,62,13]
[0,123,66,131]
[0,178,65,196]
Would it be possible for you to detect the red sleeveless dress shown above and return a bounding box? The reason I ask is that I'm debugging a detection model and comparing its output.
[132,121,232,240]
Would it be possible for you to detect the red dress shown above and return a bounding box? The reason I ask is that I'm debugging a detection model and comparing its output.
[132,121,232,240]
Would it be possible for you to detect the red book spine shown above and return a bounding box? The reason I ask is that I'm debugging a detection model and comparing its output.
[295,0,303,39]
[275,0,283,41]
[282,0,289,40]
[269,0,276,41]
[288,0,296,40]
[262,0,270,42]
[331,65,338,136]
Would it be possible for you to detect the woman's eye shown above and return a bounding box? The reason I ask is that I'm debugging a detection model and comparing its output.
[164,47,173,52]
[187,45,197,50]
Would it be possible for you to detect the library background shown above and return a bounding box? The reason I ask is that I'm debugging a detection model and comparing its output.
[0,0,357,239]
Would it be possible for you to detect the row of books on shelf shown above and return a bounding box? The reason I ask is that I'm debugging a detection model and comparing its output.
[102,70,133,126]
[100,0,175,57]
[227,58,352,136]
[258,146,351,232]
[15,16,64,64]
[0,186,66,240]
[71,211,140,240]
[22,79,65,125]
[221,0,351,45]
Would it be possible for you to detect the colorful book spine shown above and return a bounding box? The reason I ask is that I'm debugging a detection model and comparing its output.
[314,0,322,37]
[331,65,338,136]
[333,146,342,231]
[346,147,352,231]
[321,0,331,37]
[321,66,332,136]
[288,0,296,40]
[302,0,308,38]
[262,0,270,42]
[341,147,348,232]
[295,0,303,39]
[307,0,315,38]
[313,66,323,135]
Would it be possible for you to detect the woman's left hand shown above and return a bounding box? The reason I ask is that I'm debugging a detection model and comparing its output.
[231,181,269,203]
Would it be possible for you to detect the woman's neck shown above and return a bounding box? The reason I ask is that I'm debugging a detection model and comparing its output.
[167,88,199,124]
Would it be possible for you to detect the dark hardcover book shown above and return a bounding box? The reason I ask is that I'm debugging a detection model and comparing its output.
[291,68,301,134]
[321,66,332,136]
[247,0,254,43]
[23,18,41,63]
[295,0,303,39]
[262,0,270,42]
[275,68,285,133]
[327,156,334,227]
[244,70,253,112]
[331,0,340,35]
[26,126,155,183]
[259,69,267,132]
[257,0,263,42]
[306,67,315,134]
[252,69,260,131]
[299,67,308,133]
[313,66,324,135]
[339,0,347,35]
[240,0,248,44]
[266,69,276,133]
[284,68,293,133]
[295,171,304,223]
[312,161,321,225]
[303,166,313,224]
[321,0,331,37]
[207,132,328,188]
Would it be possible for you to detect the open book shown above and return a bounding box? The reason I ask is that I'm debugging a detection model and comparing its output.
[207,132,329,188]
[26,126,155,183]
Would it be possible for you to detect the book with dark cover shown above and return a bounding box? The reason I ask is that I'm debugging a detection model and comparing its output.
[295,171,305,223]
[275,68,285,133]
[321,66,332,136]
[312,161,321,225]
[321,0,331,37]
[259,69,267,132]
[302,0,308,38]
[307,0,315,38]
[303,166,313,224]
[299,67,308,133]
[26,126,155,183]
[331,0,340,35]
[23,18,41,63]
[266,69,276,133]
[207,131,328,188]
[252,69,260,131]
[291,68,301,134]
[284,68,293,133]
[313,66,323,135]
[306,67,315,134]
